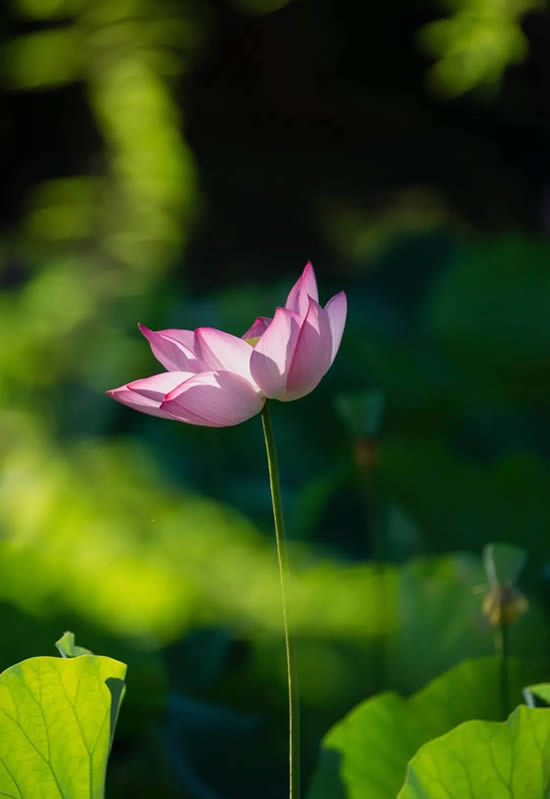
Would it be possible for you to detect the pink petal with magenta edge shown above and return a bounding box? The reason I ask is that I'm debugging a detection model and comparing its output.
[284,296,333,401]
[325,291,347,364]
[139,324,202,372]
[194,327,254,382]
[107,384,178,420]
[241,316,272,340]
[250,307,302,398]
[285,261,319,319]
[128,370,195,401]
[161,370,265,427]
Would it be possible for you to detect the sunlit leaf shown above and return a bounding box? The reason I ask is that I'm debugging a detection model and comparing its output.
[398,704,550,798]
[56,630,93,658]
[0,652,126,798]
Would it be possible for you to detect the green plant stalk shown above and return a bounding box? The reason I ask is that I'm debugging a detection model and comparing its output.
[261,401,300,799]
[496,615,509,718]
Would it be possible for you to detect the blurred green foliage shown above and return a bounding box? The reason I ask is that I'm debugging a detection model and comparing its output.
[419,0,544,95]
[3,0,201,271]
[226,0,295,12]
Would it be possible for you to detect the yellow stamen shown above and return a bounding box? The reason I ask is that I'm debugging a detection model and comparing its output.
[244,336,260,347]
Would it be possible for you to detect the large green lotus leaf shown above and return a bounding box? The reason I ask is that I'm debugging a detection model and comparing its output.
[0,654,126,798]
[307,657,541,799]
[398,703,550,799]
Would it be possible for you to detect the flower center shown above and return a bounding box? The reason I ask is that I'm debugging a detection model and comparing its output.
[244,336,260,347]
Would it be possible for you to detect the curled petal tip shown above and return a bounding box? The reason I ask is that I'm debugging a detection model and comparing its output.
[138,322,156,340]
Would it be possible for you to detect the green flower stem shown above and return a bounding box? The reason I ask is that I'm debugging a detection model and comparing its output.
[261,401,300,799]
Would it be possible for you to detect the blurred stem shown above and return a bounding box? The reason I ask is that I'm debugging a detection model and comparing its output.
[261,401,300,799]
[496,615,509,718]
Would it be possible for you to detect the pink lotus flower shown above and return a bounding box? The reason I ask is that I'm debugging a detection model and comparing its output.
[107,262,347,427]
